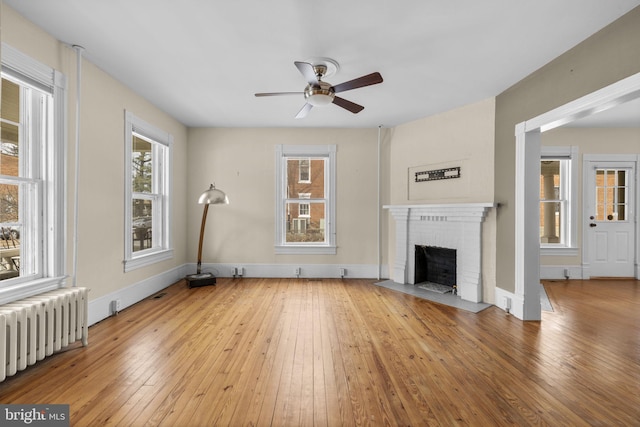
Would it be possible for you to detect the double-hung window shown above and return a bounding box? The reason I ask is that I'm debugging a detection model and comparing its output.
[275,145,336,254]
[540,146,577,254]
[124,111,173,271]
[0,44,66,303]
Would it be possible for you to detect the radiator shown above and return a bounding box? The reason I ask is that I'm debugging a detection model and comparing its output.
[0,287,89,382]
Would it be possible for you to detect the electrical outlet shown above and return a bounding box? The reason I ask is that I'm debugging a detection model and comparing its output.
[339,268,346,277]
[237,267,244,276]
[231,267,237,276]
[294,267,301,276]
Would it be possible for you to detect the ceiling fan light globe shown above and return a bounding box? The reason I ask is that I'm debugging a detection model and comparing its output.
[308,93,334,106]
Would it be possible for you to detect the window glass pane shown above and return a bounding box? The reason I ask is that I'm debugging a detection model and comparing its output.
[132,135,152,193]
[298,158,310,182]
[540,201,562,243]
[0,181,21,281]
[540,160,562,244]
[1,78,20,123]
[1,79,20,178]
[0,183,19,224]
[132,199,153,252]
[287,158,325,198]
[286,201,325,243]
[0,123,19,177]
[540,161,560,201]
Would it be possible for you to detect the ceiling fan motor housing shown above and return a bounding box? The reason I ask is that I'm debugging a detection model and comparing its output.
[304,81,335,106]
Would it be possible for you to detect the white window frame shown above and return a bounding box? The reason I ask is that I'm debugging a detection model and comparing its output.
[123,111,173,271]
[275,145,336,255]
[540,145,578,256]
[0,43,66,304]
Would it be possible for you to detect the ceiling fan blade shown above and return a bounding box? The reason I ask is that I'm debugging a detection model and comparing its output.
[294,61,319,85]
[332,96,365,114]
[295,103,313,119]
[255,92,303,97]
[332,72,383,94]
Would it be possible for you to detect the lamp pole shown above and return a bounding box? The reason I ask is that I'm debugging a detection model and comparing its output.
[186,184,229,287]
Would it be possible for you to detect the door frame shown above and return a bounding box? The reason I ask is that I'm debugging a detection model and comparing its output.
[513,71,640,321]
[582,154,639,279]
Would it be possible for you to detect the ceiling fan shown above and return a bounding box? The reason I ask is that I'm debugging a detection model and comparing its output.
[255,58,383,118]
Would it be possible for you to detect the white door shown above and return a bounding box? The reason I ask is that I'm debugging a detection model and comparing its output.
[585,161,636,277]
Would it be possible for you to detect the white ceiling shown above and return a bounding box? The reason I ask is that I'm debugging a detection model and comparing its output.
[4,0,640,128]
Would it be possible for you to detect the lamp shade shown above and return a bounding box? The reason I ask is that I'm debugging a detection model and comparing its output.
[198,184,229,205]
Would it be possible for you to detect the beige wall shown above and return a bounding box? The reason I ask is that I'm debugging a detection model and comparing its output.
[495,6,640,292]
[386,98,497,302]
[2,5,189,301]
[541,127,640,267]
[187,127,383,267]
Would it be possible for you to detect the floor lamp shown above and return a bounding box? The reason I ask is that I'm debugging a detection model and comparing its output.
[186,184,229,288]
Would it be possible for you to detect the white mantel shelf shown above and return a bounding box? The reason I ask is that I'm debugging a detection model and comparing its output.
[384,203,495,303]
[384,203,494,217]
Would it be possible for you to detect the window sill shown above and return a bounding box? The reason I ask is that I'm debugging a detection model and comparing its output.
[275,245,336,255]
[0,276,67,305]
[540,246,579,256]
[124,248,174,272]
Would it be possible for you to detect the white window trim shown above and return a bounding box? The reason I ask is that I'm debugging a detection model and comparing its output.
[0,43,67,304]
[275,145,336,255]
[123,111,173,271]
[540,145,578,256]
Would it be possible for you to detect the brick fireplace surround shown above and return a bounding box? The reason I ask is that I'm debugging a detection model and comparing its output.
[384,203,494,303]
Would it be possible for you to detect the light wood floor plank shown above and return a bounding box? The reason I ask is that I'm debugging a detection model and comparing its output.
[1,278,639,426]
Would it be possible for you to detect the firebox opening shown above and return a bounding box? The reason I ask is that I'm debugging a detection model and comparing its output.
[415,245,456,291]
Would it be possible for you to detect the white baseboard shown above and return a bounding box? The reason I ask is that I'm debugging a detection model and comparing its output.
[540,265,582,280]
[494,287,524,320]
[87,265,186,326]
[189,262,388,280]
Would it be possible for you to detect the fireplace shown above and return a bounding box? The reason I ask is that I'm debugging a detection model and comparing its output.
[415,245,456,289]
[384,203,493,303]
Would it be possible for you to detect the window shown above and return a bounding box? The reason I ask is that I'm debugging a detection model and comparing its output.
[540,146,577,254]
[275,145,336,254]
[124,111,173,271]
[298,193,311,217]
[299,159,310,182]
[0,44,66,303]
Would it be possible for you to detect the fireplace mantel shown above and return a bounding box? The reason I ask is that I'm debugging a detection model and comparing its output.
[384,203,494,303]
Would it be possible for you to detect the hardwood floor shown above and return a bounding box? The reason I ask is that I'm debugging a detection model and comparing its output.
[0,278,638,426]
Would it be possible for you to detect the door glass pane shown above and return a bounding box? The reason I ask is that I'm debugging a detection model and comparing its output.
[132,135,152,193]
[595,168,627,221]
[132,199,153,252]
